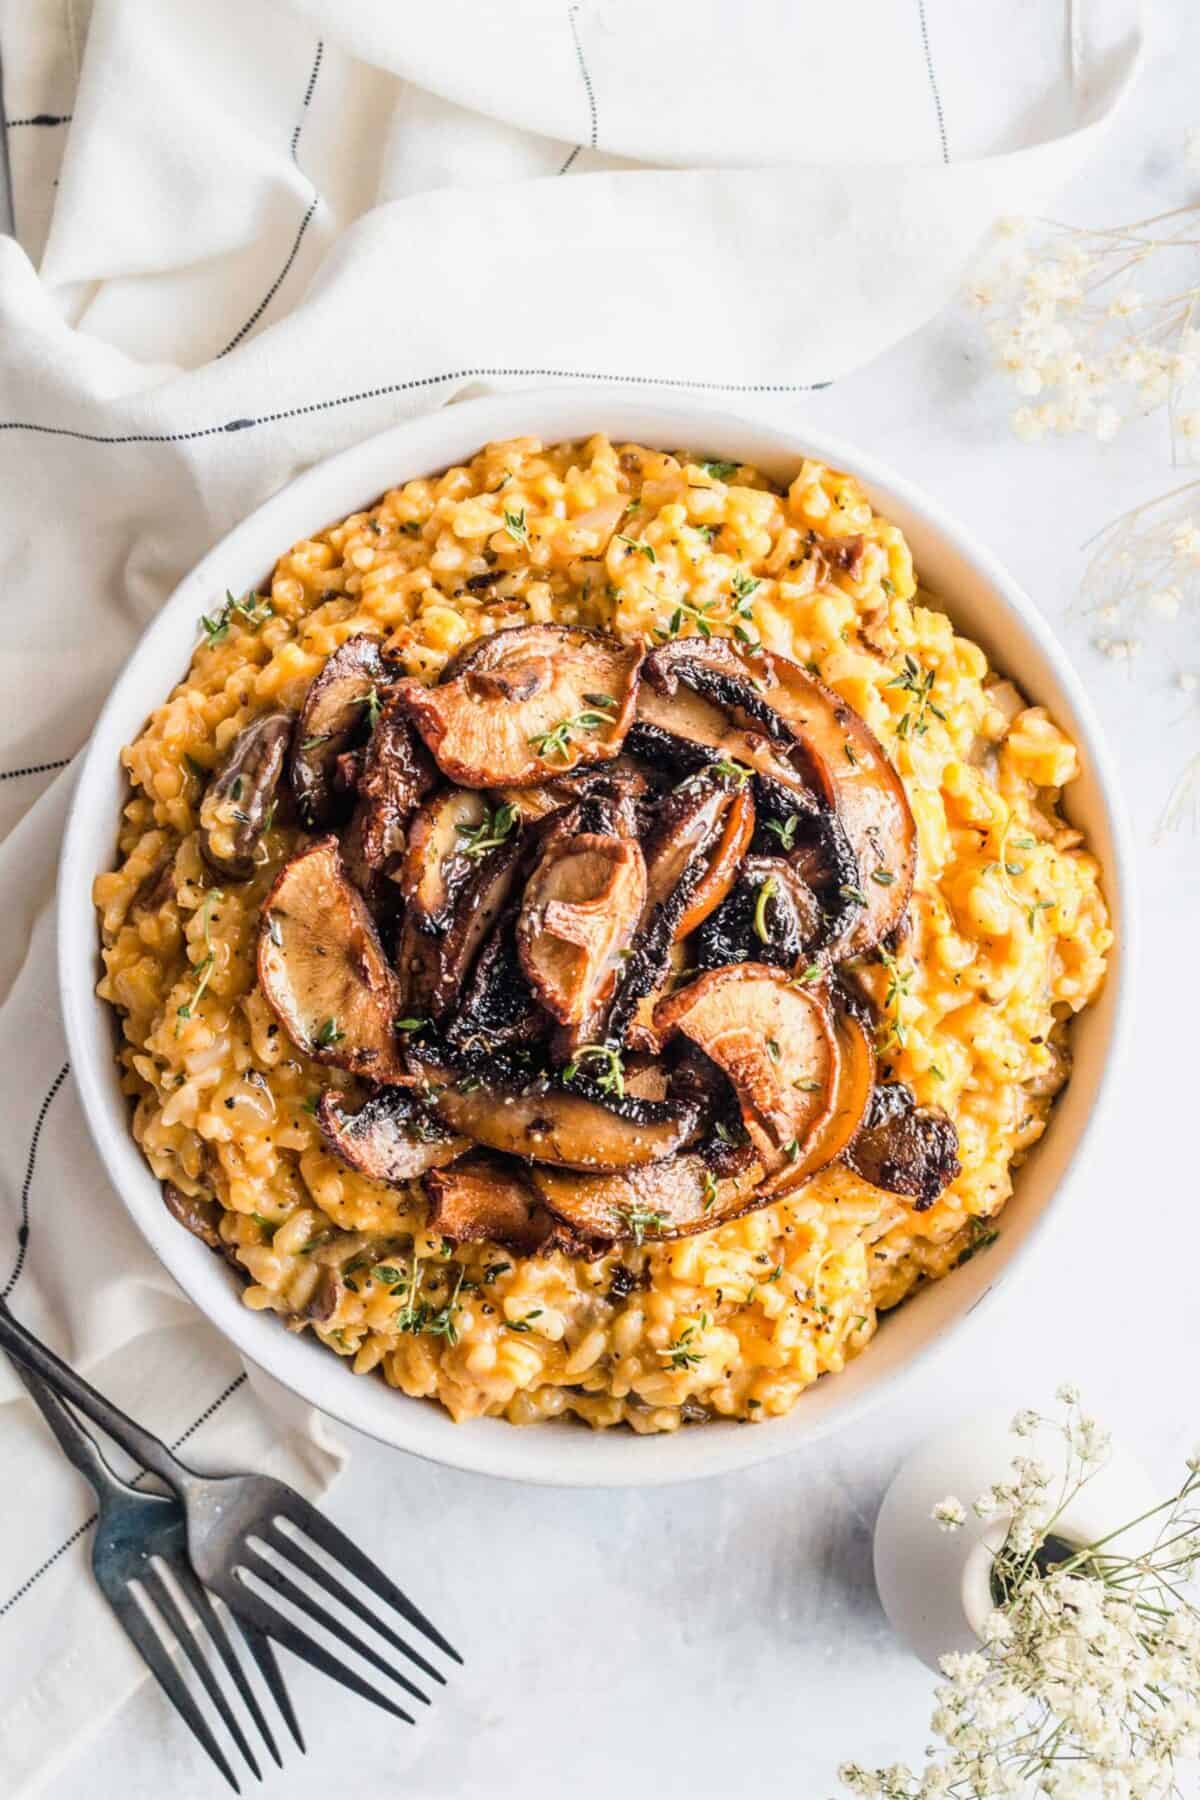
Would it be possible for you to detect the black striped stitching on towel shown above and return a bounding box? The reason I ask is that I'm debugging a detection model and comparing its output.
[0,757,71,782]
[0,363,832,446]
[217,40,326,358]
[559,3,598,175]
[2,1063,70,1301]
[0,1374,248,1620]
[915,0,949,164]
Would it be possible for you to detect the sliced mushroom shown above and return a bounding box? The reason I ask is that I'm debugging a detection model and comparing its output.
[645,638,915,953]
[811,531,866,583]
[406,1050,701,1172]
[633,668,824,796]
[341,694,436,900]
[772,1002,875,1195]
[692,854,823,975]
[392,624,643,788]
[528,1154,765,1247]
[316,1085,468,1183]
[291,635,388,827]
[304,1267,345,1324]
[517,831,646,1030]
[494,758,649,827]
[162,1180,223,1251]
[752,774,863,953]
[445,908,544,1051]
[400,788,492,928]
[674,780,756,938]
[653,965,839,1180]
[395,787,523,1017]
[257,835,407,1082]
[424,1153,578,1255]
[198,712,292,879]
[845,1081,960,1209]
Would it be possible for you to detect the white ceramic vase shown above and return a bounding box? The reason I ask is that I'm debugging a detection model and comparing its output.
[873,1406,1157,1670]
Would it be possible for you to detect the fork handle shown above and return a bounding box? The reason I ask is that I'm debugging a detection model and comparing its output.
[6,1352,130,1504]
[0,1297,196,1496]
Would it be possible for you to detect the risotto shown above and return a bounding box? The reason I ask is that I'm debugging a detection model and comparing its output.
[94,435,1111,1433]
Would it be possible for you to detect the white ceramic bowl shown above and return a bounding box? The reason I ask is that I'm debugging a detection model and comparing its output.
[58,388,1133,1487]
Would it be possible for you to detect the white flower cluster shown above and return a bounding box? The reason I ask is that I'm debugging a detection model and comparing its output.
[841,1392,1200,1799]
[966,212,1200,452]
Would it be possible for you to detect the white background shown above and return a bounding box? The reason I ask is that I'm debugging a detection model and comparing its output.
[5,7,1200,1796]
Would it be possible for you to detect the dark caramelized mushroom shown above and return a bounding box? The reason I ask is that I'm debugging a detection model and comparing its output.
[391,624,643,787]
[406,1049,701,1172]
[291,635,388,827]
[316,1086,468,1183]
[424,1153,576,1255]
[341,694,436,900]
[304,1267,345,1324]
[845,1082,960,1209]
[162,1180,223,1250]
[771,1002,875,1195]
[395,788,523,1017]
[445,908,544,1051]
[257,836,407,1082]
[692,853,823,974]
[528,1153,765,1247]
[517,831,646,1030]
[198,712,291,879]
[652,965,838,1180]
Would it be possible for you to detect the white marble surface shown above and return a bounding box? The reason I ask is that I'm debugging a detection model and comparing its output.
[15,8,1200,1795]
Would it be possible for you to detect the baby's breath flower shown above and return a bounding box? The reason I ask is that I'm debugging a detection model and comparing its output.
[932,1496,967,1533]
[1010,1408,1041,1437]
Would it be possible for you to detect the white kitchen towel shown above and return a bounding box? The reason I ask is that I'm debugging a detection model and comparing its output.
[0,0,1141,1790]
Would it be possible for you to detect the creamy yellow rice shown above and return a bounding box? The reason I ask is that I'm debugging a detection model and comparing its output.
[94,435,1111,1432]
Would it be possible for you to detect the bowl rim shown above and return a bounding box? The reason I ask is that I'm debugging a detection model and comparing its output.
[58,386,1135,1487]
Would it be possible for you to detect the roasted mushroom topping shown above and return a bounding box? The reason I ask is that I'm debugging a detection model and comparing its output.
[445,909,544,1051]
[644,638,915,953]
[845,1081,960,1209]
[392,624,643,787]
[774,1002,875,1194]
[395,787,523,1017]
[632,670,820,795]
[162,1180,223,1251]
[751,774,863,953]
[653,965,838,1180]
[257,835,407,1082]
[303,1267,345,1324]
[341,694,435,900]
[198,712,292,879]
[517,830,646,1032]
[291,634,388,827]
[692,853,823,974]
[424,1153,575,1255]
[528,1153,765,1248]
[316,1085,468,1182]
[406,1050,701,1172]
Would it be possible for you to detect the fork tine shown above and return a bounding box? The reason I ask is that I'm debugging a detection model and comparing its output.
[142,1564,263,1783]
[274,1503,462,1663]
[107,1585,242,1794]
[263,1522,444,1685]
[171,1564,283,1768]
[224,1581,414,1722]
[238,1621,307,1755]
[239,1548,429,1705]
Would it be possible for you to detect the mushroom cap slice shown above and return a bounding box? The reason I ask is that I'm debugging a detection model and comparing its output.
[845,1080,960,1210]
[653,965,839,1177]
[316,1085,468,1183]
[692,853,823,975]
[198,712,292,880]
[400,787,491,929]
[392,624,643,788]
[395,787,523,1018]
[162,1180,223,1251]
[517,831,646,1028]
[673,780,756,939]
[291,634,388,828]
[424,1153,578,1255]
[257,835,407,1082]
[528,1154,765,1247]
[341,694,435,899]
[407,1050,701,1172]
[646,638,915,954]
[633,673,825,797]
[765,1002,875,1195]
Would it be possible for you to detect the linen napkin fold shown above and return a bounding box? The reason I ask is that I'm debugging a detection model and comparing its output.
[0,0,1140,1789]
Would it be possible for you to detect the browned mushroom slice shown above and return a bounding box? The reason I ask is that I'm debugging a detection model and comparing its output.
[845,1081,960,1210]
[692,853,823,975]
[257,835,407,1082]
[528,1154,765,1247]
[769,1003,875,1195]
[162,1180,223,1250]
[400,787,492,928]
[407,1052,701,1172]
[445,908,544,1051]
[341,694,436,899]
[198,712,292,879]
[424,1153,577,1255]
[632,672,826,797]
[517,832,646,1028]
[751,774,863,954]
[316,1086,468,1183]
[291,634,388,827]
[392,624,643,787]
[494,758,649,826]
[653,965,839,1179]
[646,638,915,953]
[673,780,756,938]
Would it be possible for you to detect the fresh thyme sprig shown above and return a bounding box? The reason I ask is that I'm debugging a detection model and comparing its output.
[563,1043,626,1098]
[176,889,224,1028]
[529,694,617,761]
[888,653,946,739]
[455,800,518,859]
[199,590,272,645]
